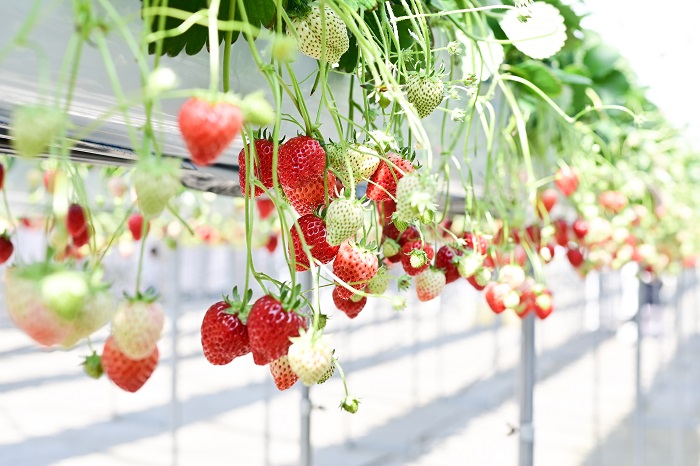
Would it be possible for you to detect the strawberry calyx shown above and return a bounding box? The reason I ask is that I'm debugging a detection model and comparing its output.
[125,288,160,305]
[340,395,360,414]
[285,0,313,19]
[278,283,307,315]
[392,296,408,310]
[409,248,429,268]
[397,274,412,291]
[222,287,254,324]
[82,351,104,379]
[353,237,377,254]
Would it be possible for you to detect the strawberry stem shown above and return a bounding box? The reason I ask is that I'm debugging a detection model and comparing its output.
[207,0,222,95]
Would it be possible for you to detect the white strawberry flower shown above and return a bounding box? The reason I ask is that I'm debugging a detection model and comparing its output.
[500,2,567,60]
[456,30,505,82]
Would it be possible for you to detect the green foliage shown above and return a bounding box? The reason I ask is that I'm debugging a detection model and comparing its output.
[510,60,562,98]
[343,0,380,10]
[143,0,276,57]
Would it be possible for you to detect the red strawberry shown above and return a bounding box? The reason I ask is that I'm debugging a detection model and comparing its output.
[534,290,553,319]
[101,336,159,393]
[277,136,326,189]
[463,232,489,254]
[72,228,90,248]
[524,224,541,245]
[376,199,396,225]
[435,245,462,284]
[599,191,628,213]
[256,198,276,219]
[515,279,536,318]
[333,241,379,299]
[200,292,251,365]
[498,264,526,289]
[567,246,584,268]
[415,268,446,302]
[269,355,299,391]
[0,234,14,264]
[366,152,415,201]
[239,139,275,197]
[289,214,340,271]
[484,282,517,314]
[555,167,579,196]
[66,204,87,238]
[247,292,307,366]
[553,219,569,247]
[265,234,279,253]
[539,243,555,263]
[398,226,421,246]
[178,97,243,166]
[572,219,589,239]
[0,162,4,190]
[128,213,149,241]
[537,189,558,216]
[383,223,401,242]
[400,241,434,276]
[283,172,337,216]
[332,287,367,318]
[467,267,491,291]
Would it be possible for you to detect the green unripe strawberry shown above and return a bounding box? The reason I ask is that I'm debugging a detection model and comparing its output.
[10,105,64,158]
[325,198,364,246]
[41,271,89,320]
[395,172,437,226]
[292,6,349,65]
[82,352,104,379]
[457,251,484,278]
[366,266,389,295]
[406,74,444,118]
[382,238,400,258]
[346,144,380,181]
[328,143,381,185]
[133,157,181,218]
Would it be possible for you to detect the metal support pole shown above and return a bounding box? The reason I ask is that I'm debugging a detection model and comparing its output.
[170,245,182,466]
[518,312,535,466]
[673,273,685,466]
[634,275,654,466]
[299,272,313,466]
[300,385,312,466]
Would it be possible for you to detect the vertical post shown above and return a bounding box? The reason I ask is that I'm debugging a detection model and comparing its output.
[263,249,272,466]
[299,272,313,466]
[519,312,535,466]
[170,245,181,466]
[634,274,653,466]
[300,385,312,466]
[672,272,684,466]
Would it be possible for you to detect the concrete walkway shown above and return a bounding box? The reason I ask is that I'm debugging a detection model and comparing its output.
[0,257,698,466]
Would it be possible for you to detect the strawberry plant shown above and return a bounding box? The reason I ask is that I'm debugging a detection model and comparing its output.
[0,0,697,406]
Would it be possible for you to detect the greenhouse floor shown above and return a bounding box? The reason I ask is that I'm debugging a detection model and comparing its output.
[0,267,699,466]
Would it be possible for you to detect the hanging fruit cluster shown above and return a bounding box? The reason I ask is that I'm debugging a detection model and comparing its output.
[0,0,697,410]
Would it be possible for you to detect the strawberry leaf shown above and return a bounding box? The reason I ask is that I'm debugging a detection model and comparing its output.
[342,0,379,11]
[143,0,276,57]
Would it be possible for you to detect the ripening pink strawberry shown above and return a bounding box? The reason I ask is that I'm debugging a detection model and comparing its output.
[415,268,446,302]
